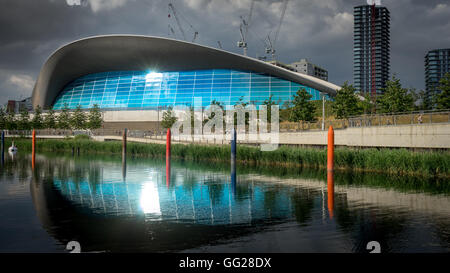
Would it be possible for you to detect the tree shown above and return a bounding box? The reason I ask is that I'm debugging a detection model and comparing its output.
[280,100,293,122]
[435,72,450,110]
[289,88,316,122]
[44,109,57,129]
[17,109,31,130]
[262,94,278,123]
[234,96,250,127]
[161,106,177,129]
[203,100,224,127]
[357,93,375,115]
[331,82,361,119]
[70,104,87,129]
[5,111,16,130]
[376,75,414,113]
[57,103,71,129]
[0,108,6,130]
[413,89,433,111]
[31,105,44,129]
[87,104,103,129]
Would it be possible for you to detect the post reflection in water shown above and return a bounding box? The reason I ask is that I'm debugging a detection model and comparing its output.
[231,171,236,196]
[122,157,126,181]
[166,160,170,188]
[166,128,171,189]
[17,153,450,253]
[1,131,4,166]
[327,171,334,219]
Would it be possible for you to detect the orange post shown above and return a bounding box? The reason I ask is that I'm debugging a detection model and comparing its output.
[327,171,334,219]
[32,129,36,169]
[166,129,171,188]
[327,126,334,171]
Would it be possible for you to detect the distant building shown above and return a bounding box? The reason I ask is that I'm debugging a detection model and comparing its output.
[290,59,328,81]
[7,97,33,113]
[267,59,328,81]
[425,48,450,100]
[353,3,390,97]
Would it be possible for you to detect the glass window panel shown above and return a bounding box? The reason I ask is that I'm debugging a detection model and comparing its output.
[194,83,212,89]
[53,69,329,110]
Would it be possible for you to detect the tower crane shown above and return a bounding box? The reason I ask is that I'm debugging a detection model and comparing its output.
[265,0,289,60]
[168,2,199,43]
[168,3,186,41]
[237,0,255,56]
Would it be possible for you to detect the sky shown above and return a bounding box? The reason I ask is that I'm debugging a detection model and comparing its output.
[0,0,449,106]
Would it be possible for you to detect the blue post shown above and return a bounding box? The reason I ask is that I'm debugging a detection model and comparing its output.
[231,129,236,191]
[1,131,4,165]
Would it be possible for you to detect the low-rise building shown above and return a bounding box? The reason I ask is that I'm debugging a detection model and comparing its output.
[290,59,328,81]
[6,97,33,113]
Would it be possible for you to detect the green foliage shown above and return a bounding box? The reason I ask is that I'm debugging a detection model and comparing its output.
[311,100,333,119]
[262,94,279,123]
[279,101,293,122]
[357,93,375,115]
[70,104,87,130]
[331,82,361,119]
[377,75,414,113]
[203,100,225,128]
[161,106,178,129]
[9,138,449,178]
[44,109,57,129]
[73,134,91,140]
[234,96,250,126]
[17,109,31,130]
[0,108,6,130]
[87,104,103,129]
[57,103,71,129]
[435,72,450,110]
[289,88,316,122]
[6,111,16,130]
[413,89,433,111]
[31,105,44,129]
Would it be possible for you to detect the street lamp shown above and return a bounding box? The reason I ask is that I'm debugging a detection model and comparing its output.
[321,92,325,131]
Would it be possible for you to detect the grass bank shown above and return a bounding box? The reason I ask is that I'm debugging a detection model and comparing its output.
[5,137,450,178]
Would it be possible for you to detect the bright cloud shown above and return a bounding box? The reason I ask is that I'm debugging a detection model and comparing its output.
[8,74,34,91]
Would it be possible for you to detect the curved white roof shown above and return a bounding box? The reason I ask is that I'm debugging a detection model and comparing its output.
[31,35,341,108]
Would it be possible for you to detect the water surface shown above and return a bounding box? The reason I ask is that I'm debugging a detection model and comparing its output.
[0,152,449,253]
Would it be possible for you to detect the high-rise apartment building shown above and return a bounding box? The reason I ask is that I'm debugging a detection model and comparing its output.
[353,3,390,98]
[425,48,450,100]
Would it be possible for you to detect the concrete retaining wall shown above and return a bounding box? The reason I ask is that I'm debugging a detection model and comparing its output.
[279,123,450,149]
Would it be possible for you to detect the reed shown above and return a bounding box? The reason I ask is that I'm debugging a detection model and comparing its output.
[5,138,449,177]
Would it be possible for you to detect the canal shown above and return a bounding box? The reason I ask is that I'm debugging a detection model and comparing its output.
[0,152,449,253]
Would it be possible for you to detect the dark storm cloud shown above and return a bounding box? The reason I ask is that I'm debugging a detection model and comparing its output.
[0,0,449,105]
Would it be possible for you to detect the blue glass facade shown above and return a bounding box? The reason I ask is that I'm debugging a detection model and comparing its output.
[53,69,328,110]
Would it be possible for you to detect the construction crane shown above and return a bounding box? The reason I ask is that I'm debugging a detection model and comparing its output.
[265,0,289,60]
[192,31,198,43]
[168,24,176,39]
[168,2,199,43]
[217,41,223,49]
[237,0,255,56]
[168,3,186,41]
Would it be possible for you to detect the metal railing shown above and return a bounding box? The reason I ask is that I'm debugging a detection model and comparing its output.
[280,109,450,132]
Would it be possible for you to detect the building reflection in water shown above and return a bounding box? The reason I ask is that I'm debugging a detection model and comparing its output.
[51,166,293,225]
[19,154,450,253]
